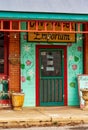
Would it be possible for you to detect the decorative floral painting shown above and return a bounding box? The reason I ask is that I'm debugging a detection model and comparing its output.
[21,23,83,107]
[67,33,83,106]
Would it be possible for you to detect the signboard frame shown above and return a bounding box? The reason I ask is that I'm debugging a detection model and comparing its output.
[28,21,76,43]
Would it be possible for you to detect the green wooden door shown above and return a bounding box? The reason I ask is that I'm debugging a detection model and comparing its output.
[39,48,64,106]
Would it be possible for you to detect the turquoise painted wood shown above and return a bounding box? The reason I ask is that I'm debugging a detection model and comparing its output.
[68,33,83,106]
[0,11,88,21]
[39,49,64,106]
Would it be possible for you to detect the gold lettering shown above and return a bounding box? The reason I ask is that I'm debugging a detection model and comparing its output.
[63,35,70,40]
[34,32,41,40]
[28,32,75,42]
[42,34,47,39]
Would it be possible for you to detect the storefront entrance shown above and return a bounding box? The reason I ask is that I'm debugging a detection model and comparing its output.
[36,45,67,106]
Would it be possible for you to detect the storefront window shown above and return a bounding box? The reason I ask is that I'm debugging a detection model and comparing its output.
[0,32,4,73]
[0,31,8,74]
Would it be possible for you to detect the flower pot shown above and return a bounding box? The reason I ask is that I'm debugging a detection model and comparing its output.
[0,99,11,106]
[11,93,24,111]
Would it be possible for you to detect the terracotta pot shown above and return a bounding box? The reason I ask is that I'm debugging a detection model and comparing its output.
[11,93,24,111]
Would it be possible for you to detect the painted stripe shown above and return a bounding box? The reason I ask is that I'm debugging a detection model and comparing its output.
[0,11,88,21]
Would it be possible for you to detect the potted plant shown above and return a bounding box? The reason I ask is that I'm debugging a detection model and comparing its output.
[0,76,9,92]
[0,91,10,106]
[0,76,11,107]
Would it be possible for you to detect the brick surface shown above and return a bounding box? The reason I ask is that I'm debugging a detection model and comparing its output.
[9,32,20,92]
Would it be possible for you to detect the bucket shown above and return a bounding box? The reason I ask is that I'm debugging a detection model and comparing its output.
[11,93,24,110]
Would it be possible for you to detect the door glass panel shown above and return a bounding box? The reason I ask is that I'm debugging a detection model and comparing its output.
[39,47,64,106]
[0,32,4,73]
[40,50,62,76]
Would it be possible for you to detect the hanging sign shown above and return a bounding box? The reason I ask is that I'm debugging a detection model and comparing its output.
[28,21,76,42]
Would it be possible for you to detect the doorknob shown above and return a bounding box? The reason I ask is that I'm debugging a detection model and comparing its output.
[63,94,64,98]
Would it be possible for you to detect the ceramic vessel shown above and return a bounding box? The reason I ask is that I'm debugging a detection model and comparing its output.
[11,92,24,110]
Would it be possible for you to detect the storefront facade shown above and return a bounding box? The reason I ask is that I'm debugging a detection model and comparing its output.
[0,0,88,107]
[20,21,83,106]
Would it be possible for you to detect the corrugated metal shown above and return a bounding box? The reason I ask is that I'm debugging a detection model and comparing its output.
[0,0,88,14]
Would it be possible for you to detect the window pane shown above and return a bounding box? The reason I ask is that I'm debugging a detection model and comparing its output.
[40,49,62,77]
[0,32,4,73]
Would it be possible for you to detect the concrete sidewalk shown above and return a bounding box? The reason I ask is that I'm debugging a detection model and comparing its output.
[0,106,88,128]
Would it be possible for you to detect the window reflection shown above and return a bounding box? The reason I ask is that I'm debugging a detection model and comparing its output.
[40,50,62,76]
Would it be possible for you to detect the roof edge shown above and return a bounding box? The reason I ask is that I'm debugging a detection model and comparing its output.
[0,11,88,22]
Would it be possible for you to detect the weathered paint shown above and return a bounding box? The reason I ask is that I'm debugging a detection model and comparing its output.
[20,22,83,106]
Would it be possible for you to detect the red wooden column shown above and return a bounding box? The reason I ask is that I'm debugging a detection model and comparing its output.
[84,23,88,74]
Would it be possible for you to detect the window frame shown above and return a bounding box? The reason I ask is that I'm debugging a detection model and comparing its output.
[0,32,8,76]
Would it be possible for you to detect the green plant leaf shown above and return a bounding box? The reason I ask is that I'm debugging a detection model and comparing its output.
[26,76,30,81]
[70,82,75,88]
[21,64,25,69]
[74,56,79,62]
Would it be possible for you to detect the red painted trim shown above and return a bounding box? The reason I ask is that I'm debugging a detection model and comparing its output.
[36,46,40,106]
[64,46,67,106]
[83,24,88,74]
[36,45,67,106]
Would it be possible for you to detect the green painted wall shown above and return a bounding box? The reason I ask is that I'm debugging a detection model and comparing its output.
[20,23,35,106]
[20,23,83,106]
[67,33,83,106]
[21,37,35,106]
